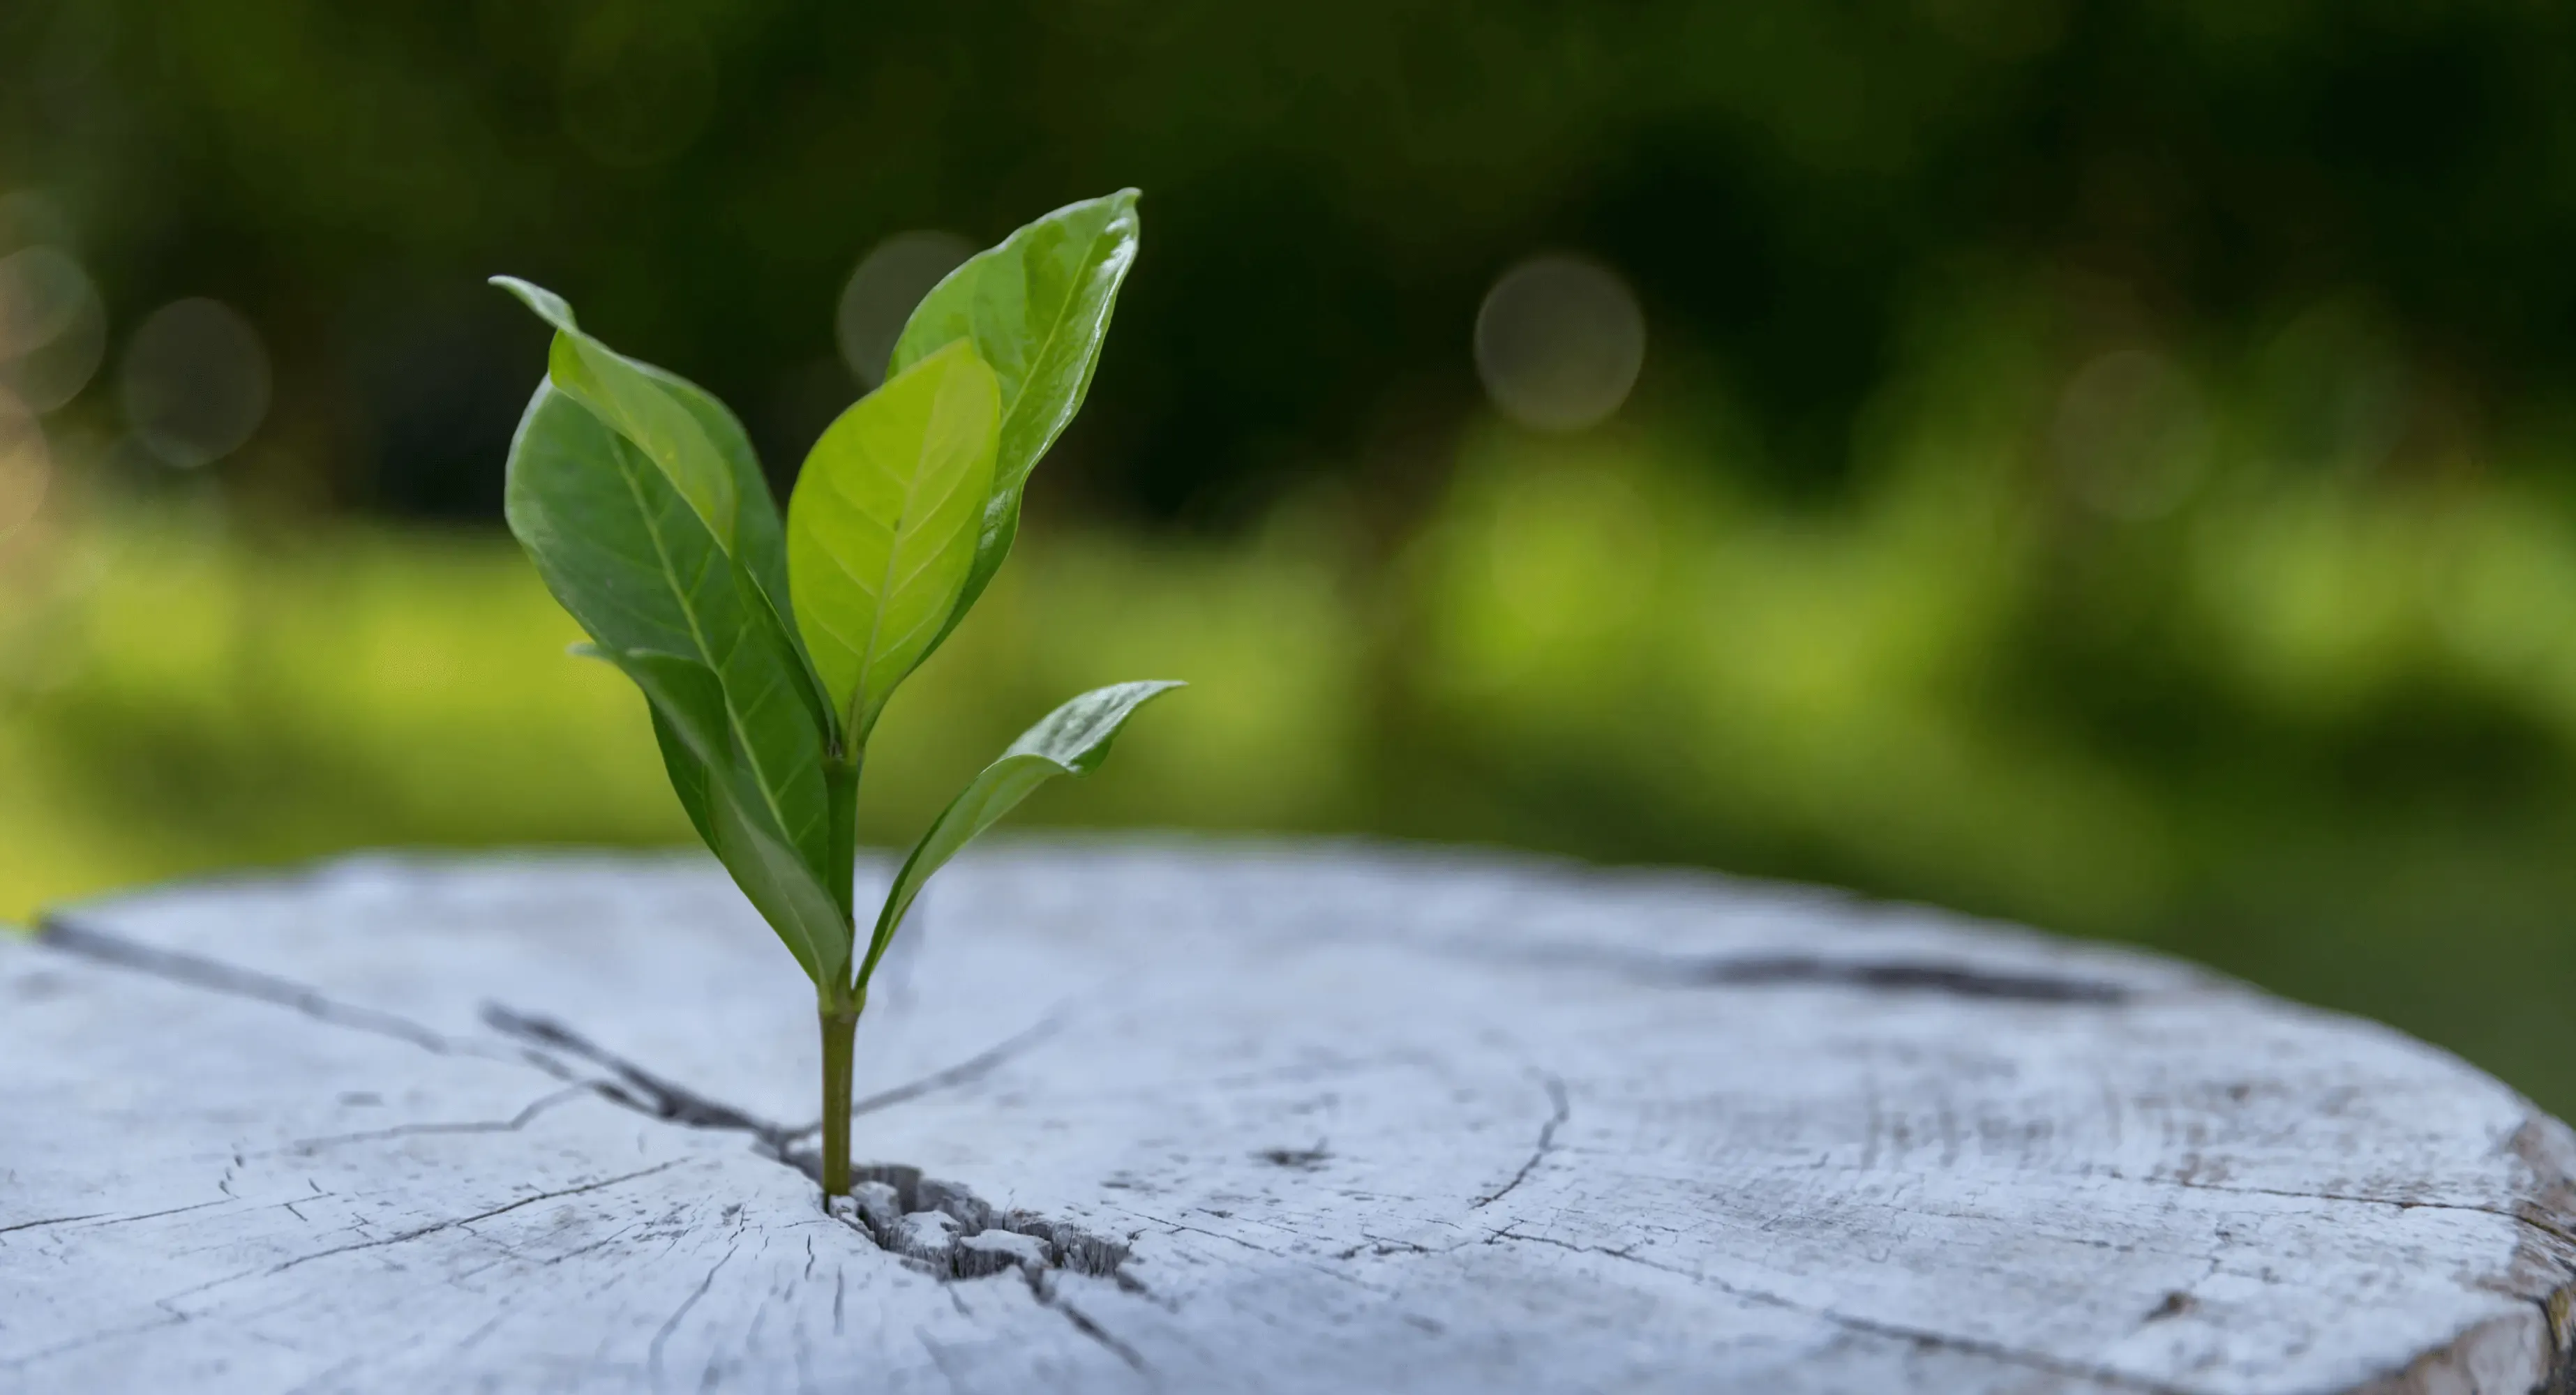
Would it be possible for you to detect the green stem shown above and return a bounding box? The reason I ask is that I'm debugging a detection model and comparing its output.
[818,1001,858,1197]
[818,748,864,1200]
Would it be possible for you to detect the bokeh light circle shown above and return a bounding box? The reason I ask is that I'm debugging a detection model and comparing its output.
[0,247,86,357]
[1474,255,1647,432]
[2050,349,2208,520]
[0,244,106,412]
[121,298,272,469]
[836,231,973,389]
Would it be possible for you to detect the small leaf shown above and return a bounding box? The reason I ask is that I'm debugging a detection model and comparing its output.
[493,276,740,555]
[786,339,999,742]
[888,189,1141,657]
[853,680,1182,995]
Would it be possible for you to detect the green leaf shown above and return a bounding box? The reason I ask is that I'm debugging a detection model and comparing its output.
[888,189,1141,655]
[647,704,718,850]
[631,357,830,741]
[854,680,1182,995]
[634,360,793,626]
[505,381,851,983]
[576,644,848,986]
[786,338,999,743]
[493,276,740,557]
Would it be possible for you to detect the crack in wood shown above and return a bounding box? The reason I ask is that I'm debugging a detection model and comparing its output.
[1107,1205,1395,1296]
[1471,1076,1569,1209]
[250,1159,695,1284]
[781,1013,1067,1141]
[0,1198,228,1239]
[269,1085,600,1155]
[480,1005,789,1144]
[1680,954,2132,1004]
[1472,935,2142,1004]
[645,1234,740,1392]
[827,1169,1140,1286]
[0,1212,107,1237]
[23,915,1151,1303]
[37,917,564,1073]
[2129,1172,2576,1265]
[472,1002,1139,1286]
[470,997,1152,1288]
[477,1002,1064,1156]
[1024,1267,1150,1373]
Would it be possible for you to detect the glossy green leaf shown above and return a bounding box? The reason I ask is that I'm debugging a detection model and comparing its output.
[853,680,1182,995]
[493,276,740,555]
[786,338,999,742]
[887,189,1141,653]
[505,381,851,983]
[648,704,718,850]
[576,644,848,986]
[635,361,793,624]
[631,357,828,740]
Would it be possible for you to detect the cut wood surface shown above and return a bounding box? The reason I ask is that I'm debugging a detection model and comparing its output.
[5,840,2575,1394]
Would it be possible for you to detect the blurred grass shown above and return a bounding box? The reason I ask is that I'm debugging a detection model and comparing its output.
[8,348,2576,1116]
[0,499,1369,919]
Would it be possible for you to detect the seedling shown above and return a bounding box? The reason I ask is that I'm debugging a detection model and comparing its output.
[493,191,1175,1197]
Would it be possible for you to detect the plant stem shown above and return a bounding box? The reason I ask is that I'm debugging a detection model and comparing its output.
[818,748,863,1200]
[819,1002,858,1197]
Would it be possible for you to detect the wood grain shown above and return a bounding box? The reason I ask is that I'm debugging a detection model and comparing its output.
[3,840,2571,1393]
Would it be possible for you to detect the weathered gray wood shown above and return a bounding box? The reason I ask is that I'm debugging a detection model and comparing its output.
[4,839,2573,1394]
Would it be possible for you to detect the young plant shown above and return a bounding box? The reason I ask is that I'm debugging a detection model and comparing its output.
[493,191,1176,1198]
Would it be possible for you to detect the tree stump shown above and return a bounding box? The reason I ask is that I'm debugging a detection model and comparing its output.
[6,841,2574,1394]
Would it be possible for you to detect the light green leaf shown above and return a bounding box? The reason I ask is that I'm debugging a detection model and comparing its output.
[854,680,1182,995]
[493,276,740,556]
[634,360,793,628]
[632,357,828,741]
[505,381,852,983]
[786,338,999,743]
[576,644,848,986]
[888,189,1141,655]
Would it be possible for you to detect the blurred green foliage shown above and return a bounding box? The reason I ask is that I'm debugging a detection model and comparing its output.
[5,0,2576,1118]
[14,0,2576,515]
